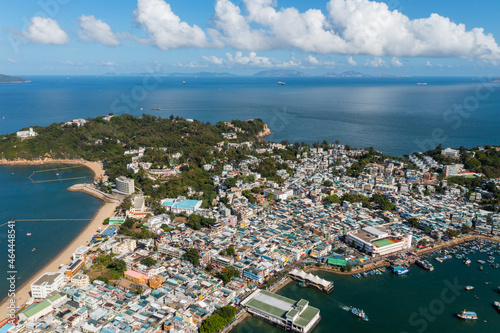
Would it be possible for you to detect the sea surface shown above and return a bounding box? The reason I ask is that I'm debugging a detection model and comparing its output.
[1,76,500,156]
[231,251,500,333]
[0,164,101,300]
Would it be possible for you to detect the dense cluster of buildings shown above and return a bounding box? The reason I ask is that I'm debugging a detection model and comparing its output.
[8,142,500,332]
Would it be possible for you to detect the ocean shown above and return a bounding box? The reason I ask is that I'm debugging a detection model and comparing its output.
[231,250,500,333]
[0,164,101,300]
[1,76,500,156]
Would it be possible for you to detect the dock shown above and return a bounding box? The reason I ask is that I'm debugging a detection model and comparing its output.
[288,269,334,293]
[240,289,320,333]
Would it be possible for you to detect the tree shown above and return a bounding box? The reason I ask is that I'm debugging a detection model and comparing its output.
[323,180,333,187]
[108,259,127,275]
[140,256,157,267]
[361,244,366,253]
[408,217,420,228]
[266,193,274,201]
[323,195,340,205]
[219,266,240,284]
[184,248,200,266]
[226,246,235,256]
[94,276,109,284]
[224,177,237,188]
[200,306,238,333]
[351,240,355,248]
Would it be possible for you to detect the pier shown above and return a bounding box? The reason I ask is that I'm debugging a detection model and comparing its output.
[288,269,334,293]
[240,289,321,333]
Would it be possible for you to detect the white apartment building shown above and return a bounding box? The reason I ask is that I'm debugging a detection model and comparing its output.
[31,272,65,299]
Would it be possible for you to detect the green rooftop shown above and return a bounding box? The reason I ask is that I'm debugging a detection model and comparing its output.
[372,238,396,247]
[22,300,52,318]
[295,306,320,328]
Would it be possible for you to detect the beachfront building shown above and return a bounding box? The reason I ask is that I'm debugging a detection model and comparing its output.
[161,197,202,215]
[71,274,90,287]
[114,176,135,195]
[241,289,321,333]
[65,259,85,277]
[19,293,67,321]
[16,127,37,139]
[346,226,412,258]
[72,245,90,262]
[31,272,65,299]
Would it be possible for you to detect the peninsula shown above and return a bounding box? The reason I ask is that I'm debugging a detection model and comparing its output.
[0,74,29,83]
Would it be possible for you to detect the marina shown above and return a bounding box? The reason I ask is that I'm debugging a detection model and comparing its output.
[232,240,500,333]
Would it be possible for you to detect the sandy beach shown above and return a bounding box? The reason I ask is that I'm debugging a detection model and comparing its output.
[0,159,113,321]
[0,158,106,181]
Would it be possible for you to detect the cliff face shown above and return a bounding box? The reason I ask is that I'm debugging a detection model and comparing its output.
[257,123,273,137]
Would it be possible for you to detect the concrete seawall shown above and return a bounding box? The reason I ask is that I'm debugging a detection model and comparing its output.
[67,184,119,203]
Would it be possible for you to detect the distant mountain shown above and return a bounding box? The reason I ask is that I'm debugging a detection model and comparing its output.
[0,74,29,83]
[102,71,237,77]
[323,71,410,78]
[167,72,237,77]
[323,71,371,78]
[253,70,310,77]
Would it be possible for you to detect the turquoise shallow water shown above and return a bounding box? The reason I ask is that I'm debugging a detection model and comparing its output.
[231,250,500,333]
[0,164,101,300]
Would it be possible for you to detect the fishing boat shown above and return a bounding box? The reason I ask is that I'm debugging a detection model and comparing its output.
[457,310,478,320]
[151,108,160,110]
[477,260,486,264]
[298,282,307,288]
[465,286,474,291]
[349,307,369,321]
[416,260,434,271]
[494,301,500,311]
[31,248,36,252]
[464,258,471,265]
[26,233,31,236]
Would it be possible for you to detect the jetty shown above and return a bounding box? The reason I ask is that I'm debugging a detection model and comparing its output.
[241,289,320,333]
[67,184,119,203]
[288,269,334,293]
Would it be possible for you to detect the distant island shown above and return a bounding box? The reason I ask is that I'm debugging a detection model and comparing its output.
[102,71,237,77]
[323,71,408,78]
[0,74,29,83]
[253,70,310,77]
[492,78,500,82]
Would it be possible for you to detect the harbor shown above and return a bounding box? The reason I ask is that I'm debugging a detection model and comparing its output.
[232,240,500,333]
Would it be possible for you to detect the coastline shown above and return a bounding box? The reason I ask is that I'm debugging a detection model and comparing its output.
[0,159,112,321]
[0,158,106,181]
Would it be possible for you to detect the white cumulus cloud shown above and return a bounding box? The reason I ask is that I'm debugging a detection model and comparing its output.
[78,15,121,46]
[391,57,403,67]
[208,0,500,61]
[365,57,386,67]
[23,17,69,45]
[347,56,357,65]
[194,52,332,68]
[134,0,208,49]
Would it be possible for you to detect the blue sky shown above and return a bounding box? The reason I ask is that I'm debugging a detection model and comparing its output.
[1,0,500,75]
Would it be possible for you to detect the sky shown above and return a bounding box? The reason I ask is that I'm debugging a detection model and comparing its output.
[1,0,500,76]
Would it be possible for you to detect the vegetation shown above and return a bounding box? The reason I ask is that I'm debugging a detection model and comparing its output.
[184,248,200,266]
[199,306,238,333]
[226,246,235,256]
[186,214,216,230]
[140,256,157,267]
[219,266,240,284]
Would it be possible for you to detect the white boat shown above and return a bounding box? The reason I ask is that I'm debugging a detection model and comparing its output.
[26,233,31,236]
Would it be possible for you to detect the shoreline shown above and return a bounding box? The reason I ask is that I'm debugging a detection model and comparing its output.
[0,158,106,181]
[0,160,113,321]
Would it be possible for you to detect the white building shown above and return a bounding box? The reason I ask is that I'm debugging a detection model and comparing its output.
[71,274,90,287]
[112,238,137,255]
[263,188,294,201]
[31,272,65,299]
[445,164,464,177]
[441,148,460,158]
[346,226,412,258]
[16,127,37,138]
[146,214,171,229]
[115,176,135,195]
